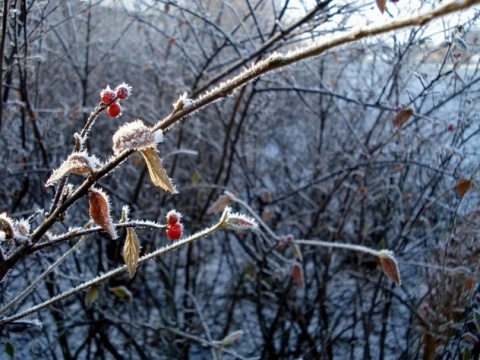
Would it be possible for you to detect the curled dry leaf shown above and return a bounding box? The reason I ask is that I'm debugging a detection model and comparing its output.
[290,262,305,288]
[462,332,479,344]
[46,152,100,186]
[123,228,140,278]
[456,178,474,199]
[392,108,413,128]
[140,148,176,193]
[377,250,401,286]
[89,187,118,239]
[276,234,293,251]
[0,213,15,239]
[207,194,232,214]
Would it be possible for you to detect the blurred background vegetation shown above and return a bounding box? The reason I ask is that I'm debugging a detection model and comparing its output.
[1,0,480,358]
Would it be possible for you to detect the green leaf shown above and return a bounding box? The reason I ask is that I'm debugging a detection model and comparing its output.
[109,286,133,302]
[463,347,471,360]
[377,238,385,250]
[191,170,201,184]
[5,342,14,358]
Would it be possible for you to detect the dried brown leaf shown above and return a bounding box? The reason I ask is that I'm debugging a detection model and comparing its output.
[140,148,175,193]
[377,250,401,286]
[456,178,474,199]
[376,0,386,13]
[290,262,305,288]
[392,108,413,128]
[0,213,15,239]
[207,194,232,214]
[261,207,273,222]
[462,332,479,344]
[89,188,117,239]
[466,276,475,291]
[0,249,6,283]
[45,152,99,186]
[123,228,140,278]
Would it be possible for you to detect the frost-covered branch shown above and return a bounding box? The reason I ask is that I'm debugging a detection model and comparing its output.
[152,0,480,132]
[0,207,248,325]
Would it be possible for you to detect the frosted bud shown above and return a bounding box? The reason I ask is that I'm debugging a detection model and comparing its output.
[112,119,163,153]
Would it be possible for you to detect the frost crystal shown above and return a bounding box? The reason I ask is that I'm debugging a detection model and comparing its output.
[112,119,163,153]
[16,219,31,236]
[173,92,194,111]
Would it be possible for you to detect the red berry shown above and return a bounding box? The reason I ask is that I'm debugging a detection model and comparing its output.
[447,124,454,131]
[100,87,116,104]
[115,83,131,100]
[166,223,183,240]
[166,210,181,225]
[106,102,122,117]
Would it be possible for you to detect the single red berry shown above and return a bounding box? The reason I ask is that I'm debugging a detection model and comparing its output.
[106,102,122,117]
[115,83,132,100]
[100,87,116,104]
[166,223,183,240]
[166,210,181,225]
[447,124,454,131]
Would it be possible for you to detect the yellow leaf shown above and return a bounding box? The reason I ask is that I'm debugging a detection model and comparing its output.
[123,228,140,278]
[85,284,101,309]
[140,148,175,193]
[290,242,303,262]
[109,286,133,302]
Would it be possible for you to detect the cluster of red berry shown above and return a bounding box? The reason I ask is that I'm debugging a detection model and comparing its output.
[165,210,183,240]
[100,83,132,117]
